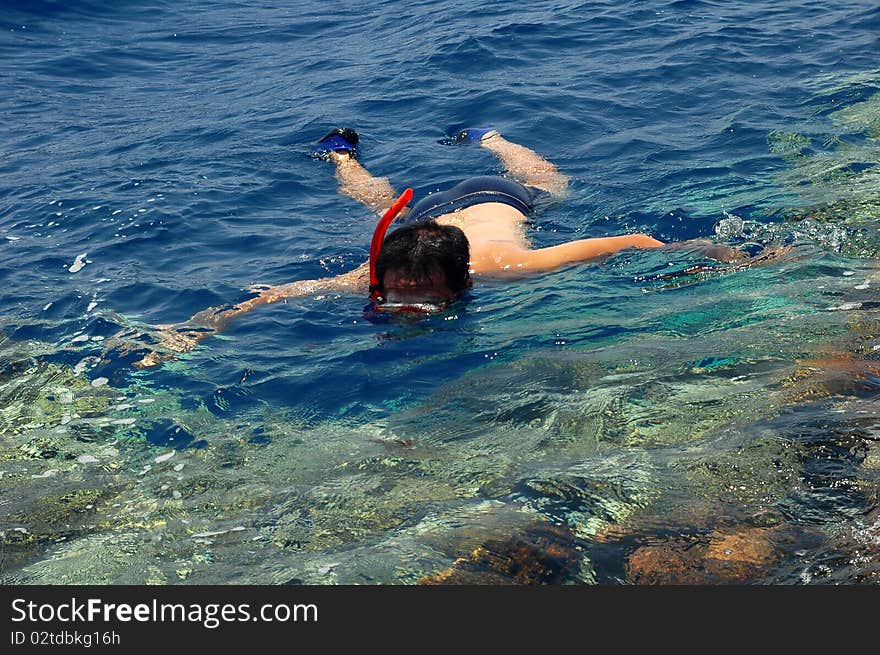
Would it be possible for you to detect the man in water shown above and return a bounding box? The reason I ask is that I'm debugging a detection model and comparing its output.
[270,127,668,302]
[129,126,765,367]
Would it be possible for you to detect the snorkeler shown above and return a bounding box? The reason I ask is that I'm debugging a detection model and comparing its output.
[126,126,772,368]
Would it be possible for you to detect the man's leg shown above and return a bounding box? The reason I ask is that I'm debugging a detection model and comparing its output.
[312,128,401,214]
[329,151,400,215]
[478,132,569,197]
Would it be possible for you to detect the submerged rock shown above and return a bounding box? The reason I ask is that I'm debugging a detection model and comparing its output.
[419,523,592,585]
[626,525,809,584]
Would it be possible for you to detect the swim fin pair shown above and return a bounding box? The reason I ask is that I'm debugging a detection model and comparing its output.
[312,126,497,158]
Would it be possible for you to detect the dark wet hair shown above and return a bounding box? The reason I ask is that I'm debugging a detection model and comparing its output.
[374,220,470,297]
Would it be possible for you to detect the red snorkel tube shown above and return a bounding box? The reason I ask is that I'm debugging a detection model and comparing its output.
[369,187,413,302]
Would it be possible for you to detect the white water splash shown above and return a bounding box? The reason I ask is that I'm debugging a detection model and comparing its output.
[69,253,90,273]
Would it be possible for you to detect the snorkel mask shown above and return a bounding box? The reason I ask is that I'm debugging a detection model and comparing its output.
[368,187,414,304]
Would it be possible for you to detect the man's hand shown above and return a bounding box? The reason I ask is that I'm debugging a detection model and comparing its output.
[663,238,749,263]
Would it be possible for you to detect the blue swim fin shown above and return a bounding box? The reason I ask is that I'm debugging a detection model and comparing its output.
[439,126,498,145]
[311,127,359,159]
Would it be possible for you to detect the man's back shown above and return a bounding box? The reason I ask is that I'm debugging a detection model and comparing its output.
[434,201,530,275]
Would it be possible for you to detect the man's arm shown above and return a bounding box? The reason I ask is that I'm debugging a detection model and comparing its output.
[130,262,369,368]
[472,233,664,275]
[221,260,369,323]
[472,234,761,276]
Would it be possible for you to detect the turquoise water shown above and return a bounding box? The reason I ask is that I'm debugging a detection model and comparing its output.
[1,0,879,584]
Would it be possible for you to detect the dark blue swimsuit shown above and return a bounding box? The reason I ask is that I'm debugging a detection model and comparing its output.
[403,176,541,223]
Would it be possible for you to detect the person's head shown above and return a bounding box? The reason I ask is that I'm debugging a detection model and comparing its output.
[374,220,471,305]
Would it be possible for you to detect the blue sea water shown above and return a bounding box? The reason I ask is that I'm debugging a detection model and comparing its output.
[1,0,880,584]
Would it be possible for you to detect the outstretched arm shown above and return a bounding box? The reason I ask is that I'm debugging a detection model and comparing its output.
[130,261,370,368]
[200,260,369,327]
[524,234,666,270]
[472,234,783,278]
[472,234,665,275]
